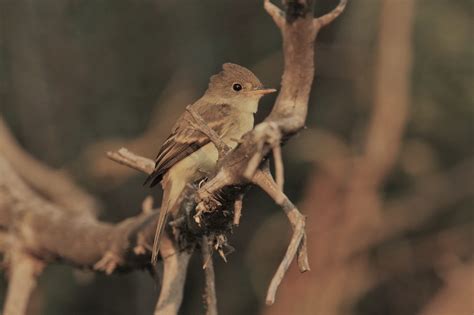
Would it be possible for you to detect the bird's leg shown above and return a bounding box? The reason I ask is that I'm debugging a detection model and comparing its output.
[185,106,231,158]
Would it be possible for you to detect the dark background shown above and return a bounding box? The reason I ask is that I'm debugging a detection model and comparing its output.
[0,0,472,314]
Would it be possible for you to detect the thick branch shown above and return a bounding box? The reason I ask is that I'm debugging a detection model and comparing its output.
[0,116,101,217]
[0,155,157,272]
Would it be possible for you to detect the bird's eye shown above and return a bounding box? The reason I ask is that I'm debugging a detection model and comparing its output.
[232,83,242,92]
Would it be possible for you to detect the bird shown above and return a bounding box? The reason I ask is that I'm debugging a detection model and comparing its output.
[145,63,276,265]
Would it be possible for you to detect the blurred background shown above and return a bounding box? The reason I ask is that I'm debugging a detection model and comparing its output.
[0,0,472,314]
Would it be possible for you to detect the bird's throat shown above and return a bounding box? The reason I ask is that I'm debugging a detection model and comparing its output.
[238,98,259,113]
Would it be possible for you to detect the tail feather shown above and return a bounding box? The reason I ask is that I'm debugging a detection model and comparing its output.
[151,199,170,265]
[151,179,174,265]
[144,169,164,188]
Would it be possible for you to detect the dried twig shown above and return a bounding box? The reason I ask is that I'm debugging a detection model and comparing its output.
[263,0,284,29]
[251,169,309,304]
[314,0,348,28]
[272,145,284,191]
[3,248,44,315]
[201,236,218,315]
[154,235,192,315]
[107,148,155,175]
[233,194,244,226]
[186,106,231,157]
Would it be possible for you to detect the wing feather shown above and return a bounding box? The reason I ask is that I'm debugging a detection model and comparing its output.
[145,104,231,187]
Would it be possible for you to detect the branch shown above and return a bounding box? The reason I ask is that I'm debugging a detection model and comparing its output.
[186,106,231,158]
[251,168,309,305]
[154,235,192,315]
[314,0,348,29]
[264,0,284,29]
[0,155,158,272]
[0,116,101,217]
[190,0,345,304]
[3,248,44,315]
[106,147,155,175]
[201,236,218,315]
[272,144,284,191]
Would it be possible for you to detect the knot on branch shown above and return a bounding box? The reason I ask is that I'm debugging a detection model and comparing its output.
[244,121,282,180]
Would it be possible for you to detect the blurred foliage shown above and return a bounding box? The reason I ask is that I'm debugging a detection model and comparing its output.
[0,0,472,314]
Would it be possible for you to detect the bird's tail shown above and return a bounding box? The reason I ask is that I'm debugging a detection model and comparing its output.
[151,179,179,266]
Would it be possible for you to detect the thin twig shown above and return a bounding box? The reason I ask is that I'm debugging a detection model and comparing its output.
[142,195,155,214]
[251,169,309,305]
[314,0,348,29]
[263,0,285,29]
[272,145,284,191]
[186,106,231,158]
[233,194,244,226]
[201,236,218,315]
[107,148,155,175]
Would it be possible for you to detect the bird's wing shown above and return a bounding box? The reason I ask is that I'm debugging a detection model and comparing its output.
[145,104,232,187]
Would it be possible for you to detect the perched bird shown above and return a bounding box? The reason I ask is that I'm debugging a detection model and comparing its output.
[145,63,276,264]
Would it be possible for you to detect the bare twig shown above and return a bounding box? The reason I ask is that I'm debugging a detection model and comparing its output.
[314,0,348,29]
[201,236,218,315]
[107,148,155,175]
[3,248,44,315]
[251,169,309,304]
[233,194,244,226]
[263,0,285,29]
[142,195,155,214]
[186,106,231,157]
[154,235,192,315]
[272,145,284,191]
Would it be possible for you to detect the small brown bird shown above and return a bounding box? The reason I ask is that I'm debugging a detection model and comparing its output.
[145,63,276,264]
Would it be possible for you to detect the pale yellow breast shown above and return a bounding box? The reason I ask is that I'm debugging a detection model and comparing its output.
[167,109,255,184]
[222,112,254,149]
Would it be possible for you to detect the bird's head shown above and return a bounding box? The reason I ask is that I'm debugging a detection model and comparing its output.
[205,63,276,104]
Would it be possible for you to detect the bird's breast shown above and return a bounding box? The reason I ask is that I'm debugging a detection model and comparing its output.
[222,112,254,148]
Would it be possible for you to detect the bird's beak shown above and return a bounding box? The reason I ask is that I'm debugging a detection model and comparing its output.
[248,87,277,95]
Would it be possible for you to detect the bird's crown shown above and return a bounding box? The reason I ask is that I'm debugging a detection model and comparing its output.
[208,63,263,91]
